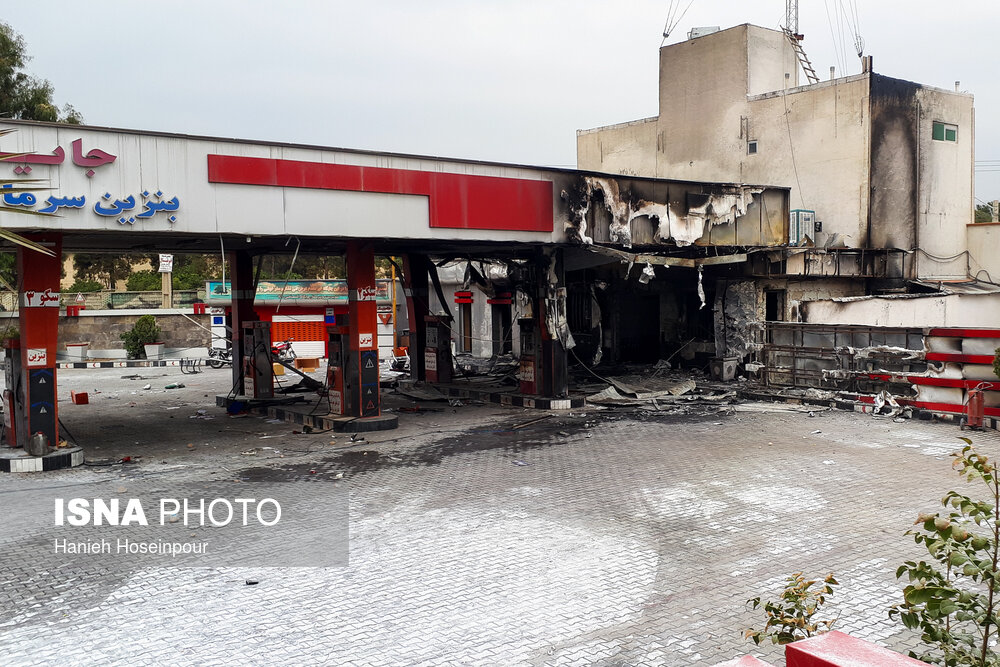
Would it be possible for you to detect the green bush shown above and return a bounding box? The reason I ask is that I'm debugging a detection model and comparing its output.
[890,440,1000,666]
[745,572,839,645]
[67,279,104,293]
[120,314,162,359]
[125,270,162,291]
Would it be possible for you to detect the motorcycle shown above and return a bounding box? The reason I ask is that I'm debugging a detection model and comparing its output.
[207,344,232,369]
[271,338,296,362]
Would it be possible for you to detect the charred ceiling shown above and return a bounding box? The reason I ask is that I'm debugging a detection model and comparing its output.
[560,175,769,250]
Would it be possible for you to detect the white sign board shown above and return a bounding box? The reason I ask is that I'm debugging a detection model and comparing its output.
[520,362,535,383]
[23,289,61,308]
[424,349,437,372]
[158,253,174,273]
[26,348,48,367]
[358,332,374,348]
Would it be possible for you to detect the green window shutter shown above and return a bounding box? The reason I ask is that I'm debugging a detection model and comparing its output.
[932,122,945,141]
[945,127,957,142]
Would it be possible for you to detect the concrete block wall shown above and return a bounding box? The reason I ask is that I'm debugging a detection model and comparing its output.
[57,309,211,357]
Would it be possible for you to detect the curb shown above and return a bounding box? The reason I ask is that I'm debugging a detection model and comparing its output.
[737,389,1000,432]
[57,359,186,369]
[435,385,585,410]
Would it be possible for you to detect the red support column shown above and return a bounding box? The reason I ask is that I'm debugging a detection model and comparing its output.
[345,242,380,417]
[17,233,62,449]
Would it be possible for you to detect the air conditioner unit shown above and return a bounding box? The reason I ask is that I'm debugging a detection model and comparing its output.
[789,209,816,245]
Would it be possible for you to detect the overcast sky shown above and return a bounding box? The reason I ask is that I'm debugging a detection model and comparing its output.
[5,1,998,202]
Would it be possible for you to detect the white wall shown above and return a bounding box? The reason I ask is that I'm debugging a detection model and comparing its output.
[576,25,976,281]
[0,121,567,245]
[801,292,1000,328]
[968,223,1000,284]
[914,86,975,279]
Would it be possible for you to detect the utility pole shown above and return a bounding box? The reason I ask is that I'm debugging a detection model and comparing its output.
[158,253,173,308]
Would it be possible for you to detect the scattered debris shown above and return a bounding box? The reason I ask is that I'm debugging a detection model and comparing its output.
[245,580,259,586]
[341,450,379,462]
[397,386,449,402]
[873,390,903,417]
[143,384,151,390]
[512,414,554,430]
[731,403,830,414]
[165,383,185,389]
[513,460,529,466]
[448,399,464,407]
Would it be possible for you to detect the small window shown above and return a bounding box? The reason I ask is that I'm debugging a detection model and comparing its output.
[932,121,957,142]
[747,140,758,155]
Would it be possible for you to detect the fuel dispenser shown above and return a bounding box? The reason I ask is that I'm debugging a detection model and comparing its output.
[325,316,348,415]
[423,316,452,384]
[2,340,25,448]
[518,317,538,395]
[323,313,380,418]
[241,320,273,399]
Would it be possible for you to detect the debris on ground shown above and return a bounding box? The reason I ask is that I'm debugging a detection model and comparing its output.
[873,390,908,418]
[397,385,450,402]
[730,402,829,414]
[165,383,185,389]
[399,405,445,413]
[513,414,554,430]
[341,450,379,462]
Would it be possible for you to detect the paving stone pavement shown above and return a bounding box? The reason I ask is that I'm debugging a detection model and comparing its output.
[3,380,1000,665]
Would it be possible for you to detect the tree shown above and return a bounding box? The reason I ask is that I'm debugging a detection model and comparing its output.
[975,204,997,224]
[73,253,143,289]
[124,270,161,292]
[0,21,81,123]
[0,252,14,289]
[257,254,345,280]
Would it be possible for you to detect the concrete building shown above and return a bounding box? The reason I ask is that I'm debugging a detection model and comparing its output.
[577,24,976,283]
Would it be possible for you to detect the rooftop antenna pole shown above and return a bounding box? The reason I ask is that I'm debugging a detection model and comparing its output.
[785,0,799,35]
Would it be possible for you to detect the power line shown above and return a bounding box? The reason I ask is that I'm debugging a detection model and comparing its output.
[823,0,845,75]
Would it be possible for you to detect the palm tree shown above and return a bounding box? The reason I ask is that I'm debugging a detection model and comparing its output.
[0,127,55,258]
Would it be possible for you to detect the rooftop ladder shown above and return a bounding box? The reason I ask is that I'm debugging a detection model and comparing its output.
[783,28,819,85]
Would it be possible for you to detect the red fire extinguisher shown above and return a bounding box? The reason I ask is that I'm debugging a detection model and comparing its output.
[962,382,995,431]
